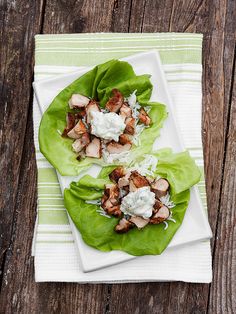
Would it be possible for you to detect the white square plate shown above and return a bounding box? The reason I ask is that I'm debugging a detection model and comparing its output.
[34,50,212,272]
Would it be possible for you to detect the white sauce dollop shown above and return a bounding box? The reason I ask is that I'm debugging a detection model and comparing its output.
[90,111,126,142]
[120,186,156,219]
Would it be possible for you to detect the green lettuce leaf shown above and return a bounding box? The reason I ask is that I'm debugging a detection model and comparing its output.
[39,60,167,176]
[64,149,201,256]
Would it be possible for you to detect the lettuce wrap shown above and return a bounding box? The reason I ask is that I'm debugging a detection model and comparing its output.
[39,60,167,176]
[64,149,201,256]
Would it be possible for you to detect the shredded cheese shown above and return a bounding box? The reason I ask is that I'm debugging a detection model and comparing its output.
[130,154,158,176]
[102,144,131,164]
[160,194,175,209]
[85,199,101,205]
[96,208,111,218]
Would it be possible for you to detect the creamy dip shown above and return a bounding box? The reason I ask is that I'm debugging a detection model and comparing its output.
[120,186,156,219]
[90,111,126,142]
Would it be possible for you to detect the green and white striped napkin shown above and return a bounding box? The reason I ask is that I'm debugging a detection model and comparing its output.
[33,33,212,283]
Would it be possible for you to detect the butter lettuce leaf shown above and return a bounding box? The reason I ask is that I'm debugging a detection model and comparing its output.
[64,150,201,256]
[39,60,167,176]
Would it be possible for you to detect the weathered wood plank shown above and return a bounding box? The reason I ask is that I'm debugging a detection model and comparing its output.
[0,1,131,313]
[0,0,45,272]
[0,108,110,314]
[111,0,132,32]
[200,0,236,238]
[207,55,236,314]
[140,0,174,32]
[43,0,116,33]
[108,1,236,313]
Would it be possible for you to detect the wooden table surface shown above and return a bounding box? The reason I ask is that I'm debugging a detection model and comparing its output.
[0,0,235,313]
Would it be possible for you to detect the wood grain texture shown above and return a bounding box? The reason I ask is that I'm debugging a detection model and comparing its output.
[200,0,236,238]
[0,0,235,313]
[207,56,236,314]
[0,1,130,313]
[0,0,45,272]
[109,1,236,313]
[0,108,110,314]
[43,0,115,33]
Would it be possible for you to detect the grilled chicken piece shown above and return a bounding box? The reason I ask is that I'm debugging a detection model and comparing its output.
[153,199,163,213]
[106,205,122,218]
[149,205,170,224]
[129,216,150,229]
[119,133,132,145]
[118,172,131,188]
[106,141,132,154]
[62,112,76,137]
[102,199,113,209]
[120,103,132,119]
[101,193,113,210]
[86,100,101,124]
[85,137,101,158]
[151,178,169,198]
[75,109,86,119]
[72,132,90,153]
[109,167,126,183]
[139,107,152,125]
[105,89,124,113]
[122,185,130,194]
[101,184,120,216]
[115,218,134,233]
[67,119,87,139]
[69,94,90,109]
[124,117,135,135]
[130,171,150,188]
[104,183,120,206]
[129,179,138,192]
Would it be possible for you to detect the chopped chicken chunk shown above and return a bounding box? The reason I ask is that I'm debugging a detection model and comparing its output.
[101,184,120,216]
[72,139,84,153]
[118,172,131,188]
[119,133,132,145]
[67,119,87,139]
[75,109,86,119]
[151,178,169,198]
[105,89,124,112]
[106,141,131,154]
[129,171,150,188]
[129,179,138,192]
[120,103,132,119]
[115,218,134,233]
[129,216,150,229]
[109,167,126,183]
[72,132,90,153]
[106,205,122,218]
[153,199,163,213]
[104,183,120,206]
[124,117,135,135]
[62,113,76,137]
[86,100,101,124]
[139,107,152,125]
[150,205,170,224]
[81,132,90,144]
[69,94,90,109]
[85,137,101,158]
